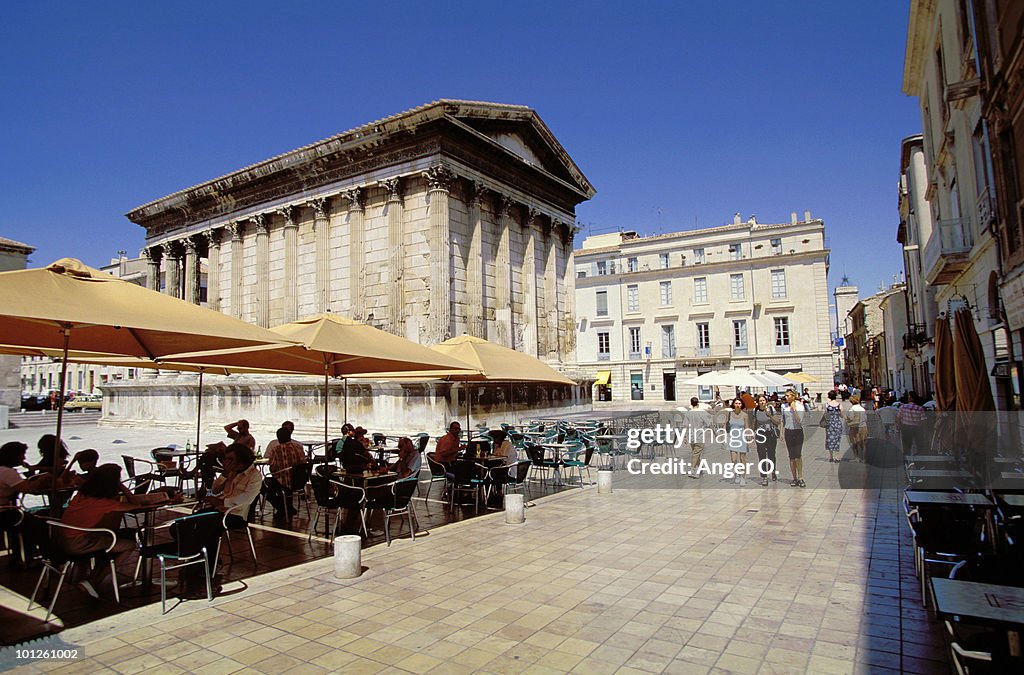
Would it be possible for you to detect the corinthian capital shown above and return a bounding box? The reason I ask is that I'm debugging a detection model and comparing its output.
[423,165,455,192]
[381,177,403,201]
[161,241,180,260]
[468,180,486,207]
[182,237,198,254]
[142,246,160,263]
[251,213,268,235]
[204,228,220,247]
[227,220,243,242]
[308,197,330,219]
[277,206,296,228]
[498,194,516,219]
[527,207,541,227]
[343,187,364,210]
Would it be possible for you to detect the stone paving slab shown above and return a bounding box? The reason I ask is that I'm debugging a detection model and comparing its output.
[3,479,946,674]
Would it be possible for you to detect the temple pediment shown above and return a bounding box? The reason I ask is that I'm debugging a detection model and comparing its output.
[126,99,595,230]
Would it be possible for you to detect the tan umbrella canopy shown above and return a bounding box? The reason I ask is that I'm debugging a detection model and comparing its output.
[953,308,996,478]
[164,314,478,447]
[430,335,576,429]
[0,258,296,511]
[782,371,820,384]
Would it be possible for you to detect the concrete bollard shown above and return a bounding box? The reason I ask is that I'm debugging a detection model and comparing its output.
[504,493,525,524]
[333,535,362,579]
[597,469,613,494]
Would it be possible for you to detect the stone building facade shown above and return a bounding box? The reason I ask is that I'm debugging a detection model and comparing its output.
[127,100,592,357]
[0,237,35,411]
[109,100,595,433]
[574,213,833,403]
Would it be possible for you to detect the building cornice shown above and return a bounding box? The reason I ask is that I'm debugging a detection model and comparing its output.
[903,0,937,95]
[574,249,829,288]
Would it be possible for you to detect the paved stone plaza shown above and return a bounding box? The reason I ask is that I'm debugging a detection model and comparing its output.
[4,466,944,674]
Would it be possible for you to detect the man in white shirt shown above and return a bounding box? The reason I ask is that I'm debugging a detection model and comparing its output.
[681,398,715,478]
[202,443,263,526]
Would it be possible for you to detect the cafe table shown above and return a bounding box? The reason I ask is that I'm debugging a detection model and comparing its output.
[907,468,973,482]
[904,455,958,463]
[905,491,992,507]
[540,443,574,485]
[931,577,1024,656]
[997,494,1024,509]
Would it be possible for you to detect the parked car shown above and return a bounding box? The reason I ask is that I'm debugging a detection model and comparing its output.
[63,395,102,412]
[21,394,47,411]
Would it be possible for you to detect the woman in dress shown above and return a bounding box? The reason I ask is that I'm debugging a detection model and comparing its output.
[751,394,781,486]
[823,389,845,464]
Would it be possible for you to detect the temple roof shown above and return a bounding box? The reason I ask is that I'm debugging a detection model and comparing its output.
[127,99,594,223]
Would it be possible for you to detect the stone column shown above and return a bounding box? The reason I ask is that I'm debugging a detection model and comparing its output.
[204,229,221,311]
[279,206,298,323]
[143,247,161,292]
[228,221,244,319]
[558,223,577,359]
[522,208,540,356]
[383,177,405,335]
[161,242,181,298]
[183,237,200,305]
[544,222,559,360]
[345,188,365,320]
[495,195,514,348]
[466,181,486,338]
[253,214,269,327]
[425,166,456,343]
[309,197,330,313]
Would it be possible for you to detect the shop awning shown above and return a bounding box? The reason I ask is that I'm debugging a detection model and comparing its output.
[594,370,611,386]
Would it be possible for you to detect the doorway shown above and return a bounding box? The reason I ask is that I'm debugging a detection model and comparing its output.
[663,372,676,401]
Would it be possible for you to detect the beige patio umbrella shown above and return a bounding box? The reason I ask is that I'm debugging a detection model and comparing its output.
[164,314,479,449]
[0,258,296,512]
[430,335,577,430]
[782,371,820,384]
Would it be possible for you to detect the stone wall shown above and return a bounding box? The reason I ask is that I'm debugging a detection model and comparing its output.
[100,377,593,442]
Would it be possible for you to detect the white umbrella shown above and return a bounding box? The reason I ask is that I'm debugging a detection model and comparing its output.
[683,369,793,388]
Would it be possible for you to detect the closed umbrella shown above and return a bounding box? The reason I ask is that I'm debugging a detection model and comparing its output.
[953,308,995,478]
[931,313,957,457]
[0,258,296,512]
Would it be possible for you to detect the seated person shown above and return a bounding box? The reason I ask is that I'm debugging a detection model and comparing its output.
[224,419,256,452]
[262,427,307,519]
[0,441,48,507]
[27,434,69,476]
[61,464,159,597]
[68,449,100,488]
[490,431,518,468]
[340,427,379,474]
[200,443,263,525]
[389,437,422,479]
[433,422,463,464]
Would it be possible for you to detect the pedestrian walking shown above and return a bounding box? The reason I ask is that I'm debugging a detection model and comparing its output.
[781,389,806,487]
[751,394,780,486]
[896,392,927,456]
[823,390,844,463]
[845,395,868,462]
[718,398,752,486]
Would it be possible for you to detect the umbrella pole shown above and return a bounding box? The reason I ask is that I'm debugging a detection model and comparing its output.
[343,378,348,424]
[195,369,204,492]
[324,371,329,451]
[51,326,70,517]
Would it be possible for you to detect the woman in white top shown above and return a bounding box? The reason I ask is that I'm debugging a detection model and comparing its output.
[781,389,806,487]
[718,398,752,486]
[845,395,868,462]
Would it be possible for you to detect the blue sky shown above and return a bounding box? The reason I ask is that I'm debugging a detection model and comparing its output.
[0,1,920,299]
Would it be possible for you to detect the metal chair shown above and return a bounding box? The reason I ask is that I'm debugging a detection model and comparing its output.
[447,462,486,511]
[331,480,368,539]
[365,476,419,545]
[28,520,121,623]
[221,499,258,567]
[134,511,221,614]
[308,472,346,541]
[424,452,448,499]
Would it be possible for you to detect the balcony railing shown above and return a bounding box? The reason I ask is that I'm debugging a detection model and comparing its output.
[902,322,931,351]
[676,345,733,360]
[922,216,974,285]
